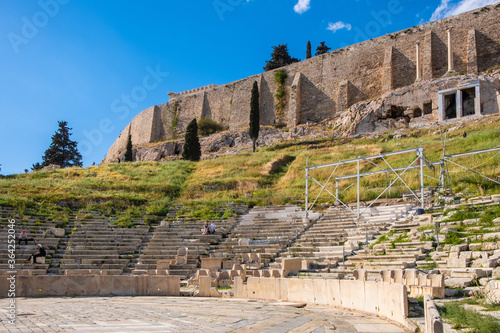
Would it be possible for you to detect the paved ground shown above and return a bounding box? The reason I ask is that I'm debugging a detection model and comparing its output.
[0,297,410,333]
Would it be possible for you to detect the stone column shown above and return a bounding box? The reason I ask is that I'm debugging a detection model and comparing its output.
[475,84,481,116]
[456,89,462,118]
[415,40,422,81]
[447,27,454,72]
[438,92,445,121]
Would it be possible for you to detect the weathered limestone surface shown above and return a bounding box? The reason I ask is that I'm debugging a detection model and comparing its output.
[0,275,180,297]
[235,276,411,331]
[103,4,500,164]
[332,72,500,137]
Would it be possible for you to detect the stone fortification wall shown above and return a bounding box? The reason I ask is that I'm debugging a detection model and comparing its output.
[103,4,500,163]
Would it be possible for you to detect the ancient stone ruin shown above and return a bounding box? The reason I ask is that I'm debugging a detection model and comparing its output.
[102,4,500,164]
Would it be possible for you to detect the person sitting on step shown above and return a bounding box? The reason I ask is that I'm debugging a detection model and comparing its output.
[18,230,35,245]
[26,244,46,263]
[201,221,209,235]
[208,221,216,234]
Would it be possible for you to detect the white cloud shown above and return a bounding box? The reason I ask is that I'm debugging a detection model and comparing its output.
[294,0,311,14]
[327,21,352,33]
[430,0,497,21]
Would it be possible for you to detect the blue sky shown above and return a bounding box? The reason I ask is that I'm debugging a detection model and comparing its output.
[0,0,496,175]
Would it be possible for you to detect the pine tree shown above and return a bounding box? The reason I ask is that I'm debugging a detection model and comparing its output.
[182,119,201,161]
[315,41,331,56]
[124,134,133,162]
[249,81,260,153]
[306,41,312,59]
[263,44,300,71]
[40,121,82,168]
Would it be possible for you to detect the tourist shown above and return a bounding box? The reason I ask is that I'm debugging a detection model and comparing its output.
[201,221,209,235]
[18,230,35,245]
[209,221,216,234]
[26,244,46,263]
[463,131,467,138]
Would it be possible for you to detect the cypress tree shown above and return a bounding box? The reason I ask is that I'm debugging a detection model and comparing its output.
[249,81,260,153]
[182,119,201,161]
[41,121,82,168]
[315,41,331,56]
[306,41,312,59]
[124,134,133,162]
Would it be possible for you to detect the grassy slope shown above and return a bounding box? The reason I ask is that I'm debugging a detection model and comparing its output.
[1,115,500,219]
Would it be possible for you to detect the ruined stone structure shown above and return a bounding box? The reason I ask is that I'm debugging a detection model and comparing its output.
[103,4,500,163]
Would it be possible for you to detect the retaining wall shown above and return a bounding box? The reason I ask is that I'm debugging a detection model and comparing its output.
[234,276,414,331]
[0,275,180,297]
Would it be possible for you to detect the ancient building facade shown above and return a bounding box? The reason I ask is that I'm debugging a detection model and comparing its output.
[103,4,500,163]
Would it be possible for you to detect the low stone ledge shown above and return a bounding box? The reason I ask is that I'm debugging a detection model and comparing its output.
[0,275,180,297]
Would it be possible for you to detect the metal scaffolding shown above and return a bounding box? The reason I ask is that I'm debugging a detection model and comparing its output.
[304,145,500,220]
[305,148,429,220]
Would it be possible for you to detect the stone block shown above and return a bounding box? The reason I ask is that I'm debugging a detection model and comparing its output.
[288,278,314,304]
[482,242,499,251]
[445,277,474,288]
[156,260,171,269]
[281,258,302,277]
[451,268,488,278]
[259,278,278,300]
[451,244,468,252]
[201,258,222,270]
[199,276,211,297]
[471,258,497,268]
[271,270,281,278]
[424,294,444,333]
[223,260,239,269]
[459,251,473,260]
[107,276,135,296]
[51,228,65,237]
[238,238,250,246]
[472,251,489,259]
[380,270,394,283]
[430,274,445,288]
[469,243,482,251]
[353,269,367,281]
[445,288,460,297]
[247,277,260,299]
[447,258,469,268]
[233,276,246,298]
[393,270,404,284]
[32,257,46,264]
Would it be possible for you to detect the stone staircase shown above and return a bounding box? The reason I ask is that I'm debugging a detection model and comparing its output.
[132,217,237,278]
[47,222,75,275]
[0,207,61,275]
[60,213,148,275]
[212,205,320,266]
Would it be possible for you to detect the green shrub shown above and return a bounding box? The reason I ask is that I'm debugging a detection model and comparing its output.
[198,118,224,136]
[444,231,463,245]
[438,302,500,332]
